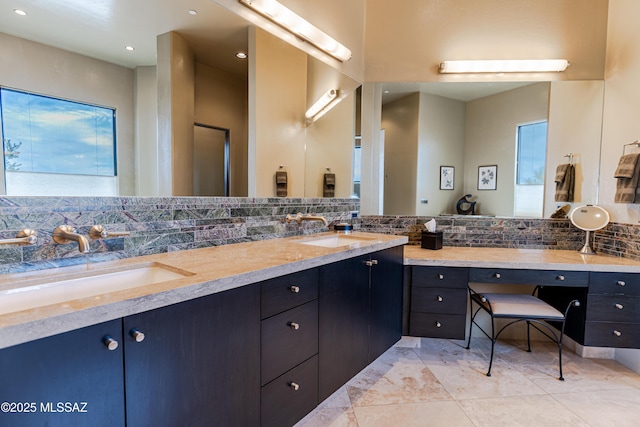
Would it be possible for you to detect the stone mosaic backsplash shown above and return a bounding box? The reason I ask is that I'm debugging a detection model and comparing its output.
[0,197,359,274]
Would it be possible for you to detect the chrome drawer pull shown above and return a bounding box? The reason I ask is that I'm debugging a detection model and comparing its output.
[129,328,145,343]
[556,275,565,281]
[617,280,626,287]
[103,336,119,351]
[615,303,624,310]
[288,322,300,330]
[289,285,300,293]
[435,321,442,328]
[289,382,300,391]
[437,273,444,280]
[436,295,443,302]
[613,330,622,337]
[493,273,501,279]
[365,259,379,267]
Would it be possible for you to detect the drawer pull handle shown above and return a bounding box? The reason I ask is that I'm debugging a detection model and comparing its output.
[288,322,300,330]
[365,260,379,267]
[103,336,119,351]
[556,275,565,281]
[289,285,300,293]
[437,273,444,280]
[436,295,443,302]
[613,330,622,337]
[617,280,626,287]
[289,382,300,391]
[493,273,501,279]
[615,303,624,310]
[129,328,145,343]
[435,321,442,328]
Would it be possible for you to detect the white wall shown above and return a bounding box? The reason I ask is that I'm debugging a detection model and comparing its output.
[0,32,135,195]
[134,66,158,196]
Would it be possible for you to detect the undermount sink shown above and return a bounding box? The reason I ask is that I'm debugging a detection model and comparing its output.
[0,263,193,316]
[297,234,376,248]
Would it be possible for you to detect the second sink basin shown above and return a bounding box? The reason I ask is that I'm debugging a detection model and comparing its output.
[0,263,193,316]
[297,234,376,248]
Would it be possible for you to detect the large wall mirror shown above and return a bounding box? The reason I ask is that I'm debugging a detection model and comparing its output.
[378,80,604,218]
[0,0,359,198]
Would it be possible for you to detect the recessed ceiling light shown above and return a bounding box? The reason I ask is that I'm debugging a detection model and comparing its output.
[125,46,135,51]
[14,9,27,16]
[188,10,197,15]
[384,90,390,94]
[235,52,248,59]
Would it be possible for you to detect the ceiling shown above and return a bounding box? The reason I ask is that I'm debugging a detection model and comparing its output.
[380,81,533,104]
[0,0,250,77]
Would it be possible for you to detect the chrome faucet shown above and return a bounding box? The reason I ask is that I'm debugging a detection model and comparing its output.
[286,213,328,226]
[52,225,90,253]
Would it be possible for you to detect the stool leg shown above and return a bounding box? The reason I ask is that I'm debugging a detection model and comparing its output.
[487,316,496,377]
[526,320,532,353]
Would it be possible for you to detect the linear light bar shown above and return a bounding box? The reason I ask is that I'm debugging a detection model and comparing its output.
[305,89,339,122]
[239,0,352,62]
[439,59,570,74]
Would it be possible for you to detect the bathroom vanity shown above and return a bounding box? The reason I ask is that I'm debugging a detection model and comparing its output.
[0,232,406,427]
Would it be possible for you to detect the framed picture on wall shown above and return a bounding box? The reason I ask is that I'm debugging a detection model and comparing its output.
[478,165,497,190]
[440,166,454,190]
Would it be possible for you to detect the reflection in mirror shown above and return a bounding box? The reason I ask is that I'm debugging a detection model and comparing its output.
[379,80,604,218]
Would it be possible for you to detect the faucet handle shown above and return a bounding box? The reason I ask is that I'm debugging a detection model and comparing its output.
[89,225,131,239]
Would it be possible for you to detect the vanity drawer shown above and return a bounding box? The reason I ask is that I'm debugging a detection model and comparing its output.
[589,272,640,296]
[261,355,318,427]
[584,322,640,348]
[412,266,469,288]
[586,295,640,322]
[409,313,465,339]
[261,268,319,319]
[469,268,588,287]
[411,287,467,315]
[261,300,318,385]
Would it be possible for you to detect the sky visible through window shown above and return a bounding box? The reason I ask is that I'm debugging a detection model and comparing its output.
[1,88,116,176]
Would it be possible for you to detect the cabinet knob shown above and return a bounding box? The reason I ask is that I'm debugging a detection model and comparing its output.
[615,303,624,310]
[288,321,300,330]
[437,273,444,280]
[103,336,119,351]
[493,273,501,279]
[617,280,626,287]
[435,321,442,328]
[129,328,145,342]
[289,285,300,293]
[613,330,622,337]
[556,275,565,281]
[289,382,300,391]
[436,295,443,302]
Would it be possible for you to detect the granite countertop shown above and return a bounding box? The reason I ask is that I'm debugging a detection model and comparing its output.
[0,232,408,350]
[404,245,640,272]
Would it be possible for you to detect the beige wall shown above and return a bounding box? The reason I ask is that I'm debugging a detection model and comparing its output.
[416,93,466,216]
[382,93,420,215]
[134,66,158,196]
[250,27,307,197]
[0,32,135,195]
[463,83,549,216]
[364,0,608,83]
[194,63,248,197]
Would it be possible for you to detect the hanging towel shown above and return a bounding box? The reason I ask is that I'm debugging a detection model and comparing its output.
[555,164,575,202]
[615,153,640,203]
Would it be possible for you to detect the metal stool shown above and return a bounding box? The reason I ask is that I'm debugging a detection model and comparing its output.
[466,286,580,380]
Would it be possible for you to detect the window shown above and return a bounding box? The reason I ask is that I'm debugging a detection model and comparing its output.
[0,88,117,195]
[353,142,361,197]
[514,121,547,217]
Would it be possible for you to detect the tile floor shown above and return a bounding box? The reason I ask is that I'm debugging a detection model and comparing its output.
[295,337,640,427]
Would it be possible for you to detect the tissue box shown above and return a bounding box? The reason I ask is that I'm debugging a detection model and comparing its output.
[421,231,443,250]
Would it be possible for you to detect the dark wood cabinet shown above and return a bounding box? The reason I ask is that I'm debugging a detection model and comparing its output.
[124,285,260,427]
[0,320,125,427]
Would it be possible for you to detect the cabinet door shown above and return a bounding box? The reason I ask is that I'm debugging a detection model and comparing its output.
[123,284,260,427]
[369,246,404,362]
[318,254,370,401]
[0,320,124,427]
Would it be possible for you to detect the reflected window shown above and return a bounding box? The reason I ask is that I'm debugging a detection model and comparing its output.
[0,88,117,195]
[514,121,547,217]
[353,142,361,197]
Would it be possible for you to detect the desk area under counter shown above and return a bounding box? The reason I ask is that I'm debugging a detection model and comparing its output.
[403,246,640,352]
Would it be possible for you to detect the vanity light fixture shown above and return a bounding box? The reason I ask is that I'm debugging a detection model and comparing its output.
[238,0,352,62]
[439,59,570,74]
[305,89,339,122]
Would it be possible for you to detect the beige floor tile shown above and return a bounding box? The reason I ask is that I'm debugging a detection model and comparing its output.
[551,388,640,427]
[318,386,353,410]
[295,407,359,427]
[353,401,474,427]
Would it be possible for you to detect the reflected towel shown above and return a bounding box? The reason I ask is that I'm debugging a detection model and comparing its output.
[555,164,574,202]
[615,154,640,203]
